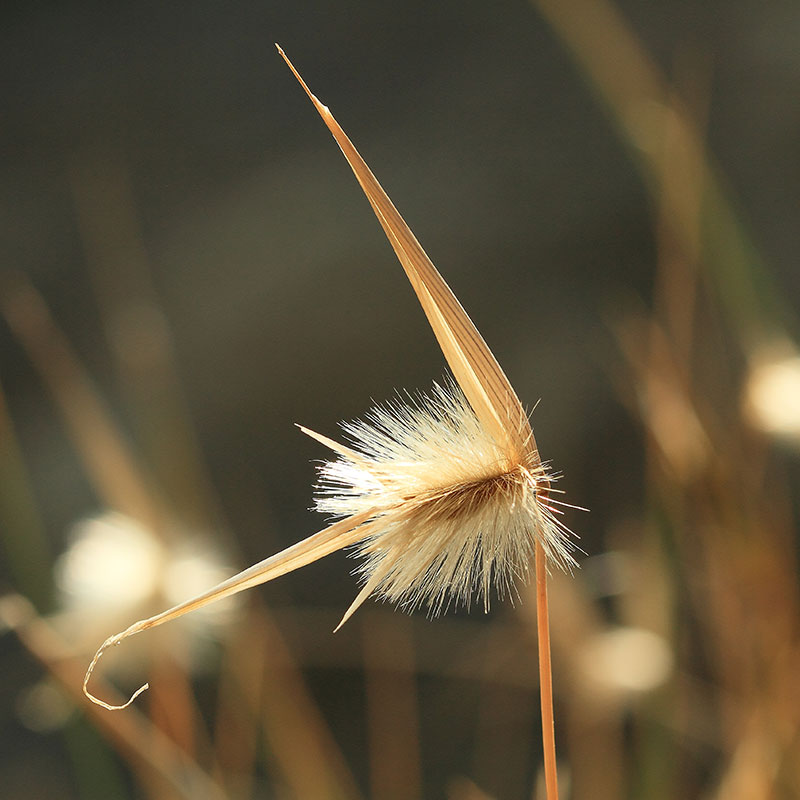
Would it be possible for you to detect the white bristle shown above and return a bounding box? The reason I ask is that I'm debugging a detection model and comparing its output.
[313,382,576,617]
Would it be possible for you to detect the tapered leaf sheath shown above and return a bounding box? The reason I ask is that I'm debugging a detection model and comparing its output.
[276,46,537,468]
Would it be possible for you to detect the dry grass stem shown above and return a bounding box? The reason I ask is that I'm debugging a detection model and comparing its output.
[0,277,168,536]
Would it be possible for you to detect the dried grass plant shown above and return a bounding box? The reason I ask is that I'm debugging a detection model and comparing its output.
[82,46,577,798]
[3,6,797,799]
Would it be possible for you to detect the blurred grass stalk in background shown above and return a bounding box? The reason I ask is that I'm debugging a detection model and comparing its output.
[533,0,800,798]
[0,211,361,798]
[1,0,798,798]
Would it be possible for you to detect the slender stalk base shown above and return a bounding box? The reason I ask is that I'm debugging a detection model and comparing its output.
[535,539,559,800]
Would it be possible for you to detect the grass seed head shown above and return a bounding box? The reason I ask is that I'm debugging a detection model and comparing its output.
[84,47,578,713]
[306,382,576,621]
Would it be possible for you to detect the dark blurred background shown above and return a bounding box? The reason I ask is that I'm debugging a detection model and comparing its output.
[1,1,798,798]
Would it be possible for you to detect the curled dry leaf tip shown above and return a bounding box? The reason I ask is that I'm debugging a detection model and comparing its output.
[83,624,150,709]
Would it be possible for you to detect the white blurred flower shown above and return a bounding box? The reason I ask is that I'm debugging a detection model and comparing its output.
[745,341,800,443]
[163,549,240,629]
[579,626,673,696]
[54,511,238,674]
[56,513,163,611]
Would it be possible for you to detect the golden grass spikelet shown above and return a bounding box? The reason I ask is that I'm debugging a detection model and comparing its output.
[303,382,574,625]
[84,50,577,767]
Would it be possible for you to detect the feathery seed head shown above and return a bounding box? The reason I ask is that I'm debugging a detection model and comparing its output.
[308,383,575,617]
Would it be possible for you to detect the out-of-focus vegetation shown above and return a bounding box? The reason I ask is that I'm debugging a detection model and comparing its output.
[1,1,798,798]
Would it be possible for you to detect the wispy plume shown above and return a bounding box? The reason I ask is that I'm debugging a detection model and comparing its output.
[303,381,573,629]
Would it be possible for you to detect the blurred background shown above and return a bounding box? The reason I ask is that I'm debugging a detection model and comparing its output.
[1,1,799,798]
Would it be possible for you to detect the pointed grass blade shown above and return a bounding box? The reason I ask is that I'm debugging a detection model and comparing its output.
[277,46,537,467]
[84,510,377,708]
